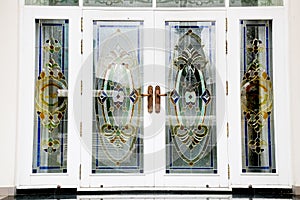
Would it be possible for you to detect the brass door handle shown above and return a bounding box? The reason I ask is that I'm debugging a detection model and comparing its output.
[141,85,153,113]
[155,86,167,113]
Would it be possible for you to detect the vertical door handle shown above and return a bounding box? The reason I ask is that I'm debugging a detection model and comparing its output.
[155,85,167,113]
[141,85,153,113]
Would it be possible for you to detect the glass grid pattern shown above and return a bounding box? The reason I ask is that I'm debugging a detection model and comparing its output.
[240,20,276,173]
[165,21,217,174]
[92,21,144,173]
[32,19,69,173]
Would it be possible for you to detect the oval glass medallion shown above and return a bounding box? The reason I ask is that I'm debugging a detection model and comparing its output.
[166,22,217,174]
[92,21,144,173]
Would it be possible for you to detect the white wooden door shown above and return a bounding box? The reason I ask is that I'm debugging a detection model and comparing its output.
[80,10,229,189]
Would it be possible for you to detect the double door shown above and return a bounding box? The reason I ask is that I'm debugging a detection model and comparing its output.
[17,7,290,189]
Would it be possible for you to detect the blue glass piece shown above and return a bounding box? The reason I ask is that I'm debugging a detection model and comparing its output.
[200,89,211,104]
[99,91,108,104]
[170,89,180,104]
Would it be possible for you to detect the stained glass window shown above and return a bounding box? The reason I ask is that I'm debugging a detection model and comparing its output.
[32,19,69,173]
[83,0,151,7]
[240,20,276,173]
[157,0,224,7]
[166,22,217,174]
[92,21,144,173]
[25,0,79,6]
[230,0,283,6]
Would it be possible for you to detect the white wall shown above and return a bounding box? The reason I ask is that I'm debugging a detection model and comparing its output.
[0,0,18,195]
[289,0,300,191]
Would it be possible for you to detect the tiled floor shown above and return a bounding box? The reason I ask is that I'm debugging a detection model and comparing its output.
[1,195,298,200]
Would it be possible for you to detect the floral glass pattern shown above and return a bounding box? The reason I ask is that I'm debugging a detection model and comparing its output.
[92,21,144,173]
[230,0,283,6]
[157,0,224,7]
[25,0,79,6]
[241,20,276,173]
[83,0,151,7]
[32,19,69,173]
[166,22,217,174]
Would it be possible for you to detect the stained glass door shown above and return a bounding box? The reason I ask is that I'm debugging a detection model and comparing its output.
[153,11,228,188]
[80,10,228,188]
[227,8,291,186]
[80,10,155,187]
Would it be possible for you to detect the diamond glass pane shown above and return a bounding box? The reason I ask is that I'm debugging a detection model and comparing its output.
[240,20,276,173]
[25,0,78,6]
[230,0,283,6]
[83,0,151,7]
[92,21,144,173]
[157,0,224,7]
[166,22,217,174]
[32,19,69,173]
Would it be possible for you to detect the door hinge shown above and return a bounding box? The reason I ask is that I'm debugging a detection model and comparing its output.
[228,164,231,180]
[81,17,83,32]
[79,164,82,180]
[225,40,228,54]
[227,122,229,138]
[226,81,228,96]
[80,121,82,137]
[225,17,228,32]
[81,39,83,54]
[80,80,83,95]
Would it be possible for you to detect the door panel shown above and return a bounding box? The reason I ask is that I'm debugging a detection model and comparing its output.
[154,11,228,188]
[81,10,155,187]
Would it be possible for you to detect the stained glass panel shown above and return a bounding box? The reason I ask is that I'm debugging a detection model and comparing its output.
[25,0,79,6]
[240,20,276,173]
[166,22,217,174]
[92,21,144,173]
[230,0,283,6]
[83,0,151,7]
[157,0,224,7]
[32,19,69,173]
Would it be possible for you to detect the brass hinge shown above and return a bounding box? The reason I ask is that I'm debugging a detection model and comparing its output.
[226,81,228,96]
[80,121,82,137]
[225,17,228,32]
[80,80,83,95]
[228,164,231,180]
[81,17,83,32]
[81,39,83,54]
[227,122,229,138]
[79,164,82,180]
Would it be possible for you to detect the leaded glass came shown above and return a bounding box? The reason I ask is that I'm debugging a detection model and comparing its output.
[92,21,144,173]
[165,21,217,174]
[32,19,69,173]
[240,20,276,173]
